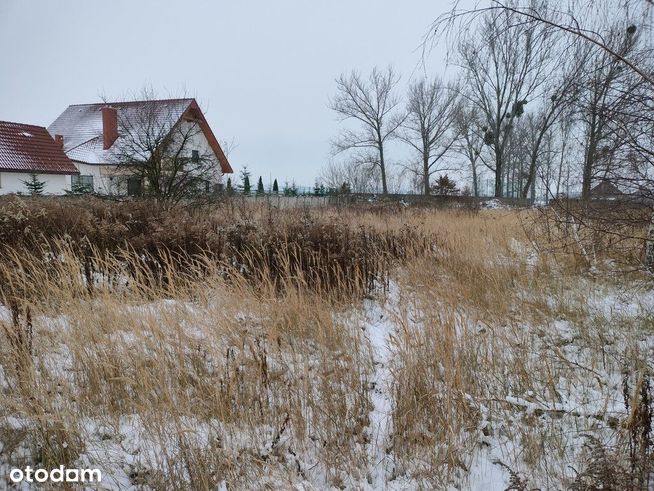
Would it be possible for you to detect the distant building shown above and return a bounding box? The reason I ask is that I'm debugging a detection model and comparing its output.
[48,98,233,195]
[0,120,79,195]
[590,180,623,199]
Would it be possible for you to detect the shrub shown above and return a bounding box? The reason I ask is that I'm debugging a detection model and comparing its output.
[0,196,435,307]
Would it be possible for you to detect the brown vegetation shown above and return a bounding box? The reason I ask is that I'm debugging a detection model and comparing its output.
[0,196,651,489]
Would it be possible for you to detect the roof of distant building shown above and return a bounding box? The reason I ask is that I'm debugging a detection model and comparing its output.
[48,98,232,173]
[0,120,78,174]
[590,180,623,196]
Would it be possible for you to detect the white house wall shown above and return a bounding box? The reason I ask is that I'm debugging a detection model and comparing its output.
[68,121,223,196]
[74,162,123,195]
[0,172,71,195]
[176,120,223,184]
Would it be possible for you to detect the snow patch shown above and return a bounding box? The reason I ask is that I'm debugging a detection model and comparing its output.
[480,199,507,210]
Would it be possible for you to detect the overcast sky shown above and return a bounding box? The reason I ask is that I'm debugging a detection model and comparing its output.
[0,0,457,188]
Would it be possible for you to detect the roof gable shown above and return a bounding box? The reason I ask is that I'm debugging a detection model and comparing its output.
[0,121,79,174]
[48,98,233,173]
[185,100,233,174]
[591,180,623,196]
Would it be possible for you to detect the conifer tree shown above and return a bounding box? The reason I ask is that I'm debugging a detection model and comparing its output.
[256,176,265,195]
[432,174,459,196]
[239,166,252,195]
[23,173,46,195]
[272,179,279,194]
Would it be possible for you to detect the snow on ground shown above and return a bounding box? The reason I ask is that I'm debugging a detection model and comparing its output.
[365,287,524,490]
[456,447,512,491]
[480,199,508,210]
[361,285,397,489]
[1,269,652,489]
[0,306,10,323]
[360,282,512,490]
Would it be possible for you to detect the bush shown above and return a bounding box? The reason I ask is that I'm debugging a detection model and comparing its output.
[0,196,435,306]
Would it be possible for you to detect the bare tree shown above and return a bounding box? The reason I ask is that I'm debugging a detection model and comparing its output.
[519,58,581,198]
[433,1,654,87]
[329,67,404,195]
[219,137,238,159]
[453,102,486,197]
[399,77,460,195]
[503,114,532,197]
[109,91,222,204]
[574,26,643,199]
[433,0,653,197]
[433,1,654,273]
[320,159,379,193]
[456,3,556,197]
[531,112,578,204]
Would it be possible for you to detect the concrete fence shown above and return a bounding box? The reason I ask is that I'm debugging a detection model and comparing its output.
[232,193,534,209]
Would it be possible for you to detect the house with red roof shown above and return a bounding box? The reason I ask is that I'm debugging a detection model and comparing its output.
[0,121,79,195]
[48,98,233,196]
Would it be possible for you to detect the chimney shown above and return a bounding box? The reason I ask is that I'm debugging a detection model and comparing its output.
[101,106,118,150]
[54,134,64,148]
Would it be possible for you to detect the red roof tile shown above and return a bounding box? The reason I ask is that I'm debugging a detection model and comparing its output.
[0,121,79,174]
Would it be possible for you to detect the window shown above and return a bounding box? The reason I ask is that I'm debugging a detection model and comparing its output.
[127,177,142,197]
[71,174,94,193]
[191,150,200,163]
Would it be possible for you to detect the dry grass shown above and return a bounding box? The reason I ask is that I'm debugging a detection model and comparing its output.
[0,198,652,489]
[0,251,375,489]
[384,208,654,488]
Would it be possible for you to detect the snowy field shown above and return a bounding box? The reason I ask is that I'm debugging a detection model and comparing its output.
[0,206,652,490]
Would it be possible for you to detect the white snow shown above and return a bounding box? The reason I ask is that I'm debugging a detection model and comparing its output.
[1,250,652,489]
[0,305,10,323]
[480,199,508,210]
[362,286,396,488]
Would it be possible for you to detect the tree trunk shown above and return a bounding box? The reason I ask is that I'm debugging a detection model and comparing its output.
[531,177,536,202]
[423,153,430,195]
[379,145,388,194]
[582,115,599,201]
[522,128,546,198]
[495,172,503,197]
[494,149,504,198]
[522,156,536,199]
[646,212,654,273]
[472,161,479,197]
[581,138,595,200]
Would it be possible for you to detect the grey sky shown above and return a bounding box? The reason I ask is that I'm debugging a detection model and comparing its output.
[0,0,455,188]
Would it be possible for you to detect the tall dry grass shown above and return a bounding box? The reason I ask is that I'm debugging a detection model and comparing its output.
[0,247,378,489]
[383,208,653,488]
[0,198,431,489]
[0,198,651,489]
